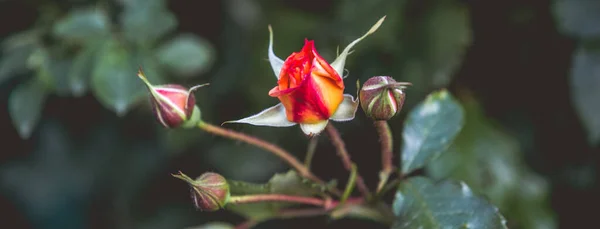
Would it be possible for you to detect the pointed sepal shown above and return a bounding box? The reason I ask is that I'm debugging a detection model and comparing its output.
[222,103,296,127]
[268,25,285,79]
[330,16,386,76]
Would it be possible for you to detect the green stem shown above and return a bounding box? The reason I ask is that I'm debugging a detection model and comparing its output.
[374,177,402,201]
[229,194,328,208]
[374,120,394,193]
[325,124,371,198]
[340,163,358,205]
[304,135,319,170]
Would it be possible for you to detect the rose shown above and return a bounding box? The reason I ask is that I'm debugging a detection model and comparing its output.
[225,16,386,135]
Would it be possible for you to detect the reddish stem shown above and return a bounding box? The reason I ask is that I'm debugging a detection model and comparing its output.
[325,124,371,198]
[198,121,342,196]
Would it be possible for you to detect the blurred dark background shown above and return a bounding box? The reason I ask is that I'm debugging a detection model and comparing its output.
[0,0,598,228]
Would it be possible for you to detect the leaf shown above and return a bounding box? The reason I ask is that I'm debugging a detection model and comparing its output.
[426,94,557,229]
[392,177,507,229]
[9,78,48,139]
[120,0,177,45]
[68,41,102,96]
[426,95,521,209]
[570,45,600,145]
[226,170,335,221]
[155,34,215,77]
[52,8,110,40]
[400,89,465,174]
[91,38,149,116]
[0,30,39,84]
[553,0,600,38]
[35,52,73,96]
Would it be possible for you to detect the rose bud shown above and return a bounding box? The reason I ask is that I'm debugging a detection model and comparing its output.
[137,68,208,128]
[172,171,230,211]
[359,76,411,120]
[224,16,387,136]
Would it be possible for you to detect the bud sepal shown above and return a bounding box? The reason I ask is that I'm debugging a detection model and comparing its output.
[359,76,411,120]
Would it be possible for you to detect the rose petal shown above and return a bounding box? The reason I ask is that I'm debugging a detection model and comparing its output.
[268,25,284,79]
[222,103,296,127]
[330,16,386,76]
[330,94,359,122]
[300,120,329,136]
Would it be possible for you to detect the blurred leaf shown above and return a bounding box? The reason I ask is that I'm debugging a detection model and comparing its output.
[400,89,464,174]
[511,172,557,229]
[155,34,215,77]
[226,170,335,221]
[426,93,557,229]
[397,0,471,91]
[0,30,40,84]
[8,78,48,139]
[68,41,102,96]
[392,177,507,229]
[185,222,234,229]
[91,38,148,115]
[52,8,110,40]
[553,0,600,38]
[120,0,177,45]
[570,45,600,145]
[0,122,94,229]
[37,54,73,96]
[425,2,472,87]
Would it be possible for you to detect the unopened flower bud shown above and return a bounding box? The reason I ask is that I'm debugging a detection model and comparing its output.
[137,68,208,128]
[172,171,230,211]
[359,76,411,120]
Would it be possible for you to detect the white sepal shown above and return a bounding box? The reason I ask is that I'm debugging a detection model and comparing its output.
[330,94,359,122]
[222,103,296,127]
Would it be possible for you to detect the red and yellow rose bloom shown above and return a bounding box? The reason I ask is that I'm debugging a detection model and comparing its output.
[225,16,386,135]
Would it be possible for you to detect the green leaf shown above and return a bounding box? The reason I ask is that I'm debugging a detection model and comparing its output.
[9,78,48,139]
[52,8,110,40]
[426,94,557,229]
[392,177,507,229]
[155,34,215,77]
[570,45,600,145]
[226,170,335,221]
[120,0,177,45]
[185,222,234,229]
[400,89,464,174]
[553,0,600,38]
[91,38,145,116]
[69,42,102,96]
[426,96,521,210]
[0,30,40,84]
[35,52,73,96]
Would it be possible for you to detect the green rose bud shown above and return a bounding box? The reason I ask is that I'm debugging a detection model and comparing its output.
[137,68,208,128]
[359,76,411,120]
[172,171,231,212]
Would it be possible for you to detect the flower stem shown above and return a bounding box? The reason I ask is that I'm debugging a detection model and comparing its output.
[325,124,371,198]
[374,120,394,193]
[197,121,325,184]
[304,135,319,170]
[228,194,329,208]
